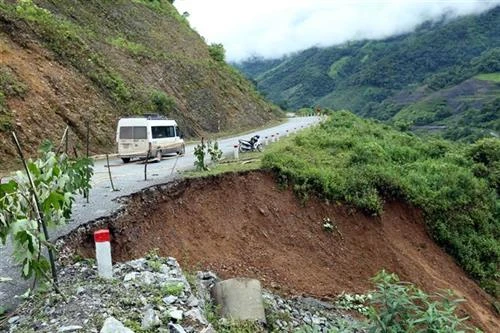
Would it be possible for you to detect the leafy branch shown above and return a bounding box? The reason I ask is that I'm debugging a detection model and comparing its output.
[0,139,93,289]
[207,140,223,164]
[193,139,207,171]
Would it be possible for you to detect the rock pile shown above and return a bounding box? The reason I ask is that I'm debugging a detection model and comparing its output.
[4,255,213,333]
[262,293,364,332]
[2,255,363,332]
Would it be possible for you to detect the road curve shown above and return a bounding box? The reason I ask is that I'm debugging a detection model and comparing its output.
[0,116,321,310]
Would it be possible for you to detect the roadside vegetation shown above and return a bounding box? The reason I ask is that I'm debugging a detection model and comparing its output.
[0,141,92,290]
[262,111,499,296]
[184,150,262,178]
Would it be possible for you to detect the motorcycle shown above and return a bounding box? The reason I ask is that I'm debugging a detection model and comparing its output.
[238,135,263,152]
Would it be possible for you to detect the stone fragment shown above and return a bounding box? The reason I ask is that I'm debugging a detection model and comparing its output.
[185,308,207,325]
[211,278,266,322]
[163,295,178,305]
[100,317,134,333]
[58,325,83,332]
[168,308,184,321]
[127,258,146,270]
[168,323,187,333]
[139,271,155,285]
[141,307,161,330]
[160,264,170,275]
[200,324,216,333]
[187,295,199,307]
[123,272,137,282]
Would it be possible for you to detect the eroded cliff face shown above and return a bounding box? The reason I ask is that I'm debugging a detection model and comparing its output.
[0,0,280,171]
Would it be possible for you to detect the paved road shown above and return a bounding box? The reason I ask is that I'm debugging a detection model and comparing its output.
[0,116,321,310]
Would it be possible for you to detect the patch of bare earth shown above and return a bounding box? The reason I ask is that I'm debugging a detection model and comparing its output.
[0,31,116,168]
[71,171,499,332]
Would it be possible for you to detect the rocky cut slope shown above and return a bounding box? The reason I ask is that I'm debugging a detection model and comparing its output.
[0,0,280,170]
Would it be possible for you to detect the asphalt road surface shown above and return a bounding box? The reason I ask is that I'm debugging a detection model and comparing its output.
[0,116,321,310]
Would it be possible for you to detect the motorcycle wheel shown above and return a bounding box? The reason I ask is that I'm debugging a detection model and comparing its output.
[256,144,263,152]
[239,144,245,153]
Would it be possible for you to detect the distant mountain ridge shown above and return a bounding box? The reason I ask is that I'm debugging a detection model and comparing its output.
[236,6,500,141]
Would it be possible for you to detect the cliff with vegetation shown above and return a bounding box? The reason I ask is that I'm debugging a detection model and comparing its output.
[237,6,500,142]
[0,0,279,170]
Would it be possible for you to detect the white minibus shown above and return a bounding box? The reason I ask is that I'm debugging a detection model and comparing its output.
[116,115,185,163]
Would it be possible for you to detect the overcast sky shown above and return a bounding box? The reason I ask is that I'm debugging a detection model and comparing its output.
[174,0,500,62]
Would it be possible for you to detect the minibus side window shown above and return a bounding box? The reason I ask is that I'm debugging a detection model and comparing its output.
[133,126,147,139]
[152,126,166,138]
[152,126,175,138]
[166,126,175,137]
[119,127,133,139]
[119,126,146,139]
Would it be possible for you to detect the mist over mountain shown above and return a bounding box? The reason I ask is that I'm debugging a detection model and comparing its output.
[176,0,500,61]
[236,6,500,141]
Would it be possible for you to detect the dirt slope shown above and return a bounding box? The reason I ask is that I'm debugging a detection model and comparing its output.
[0,0,278,171]
[70,171,499,332]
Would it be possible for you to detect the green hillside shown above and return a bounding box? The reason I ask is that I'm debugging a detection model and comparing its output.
[237,6,500,141]
[264,111,500,296]
[0,0,280,170]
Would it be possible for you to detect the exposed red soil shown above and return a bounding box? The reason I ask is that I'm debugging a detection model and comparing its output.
[71,171,499,332]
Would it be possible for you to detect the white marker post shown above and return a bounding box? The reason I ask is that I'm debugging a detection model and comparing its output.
[271,134,275,143]
[264,136,268,145]
[286,130,289,137]
[276,133,279,141]
[94,229,113,279]
[234,144,239,160]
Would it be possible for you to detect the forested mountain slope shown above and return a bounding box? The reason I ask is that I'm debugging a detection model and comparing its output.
[0,0,279,170]
[237,6,500,141]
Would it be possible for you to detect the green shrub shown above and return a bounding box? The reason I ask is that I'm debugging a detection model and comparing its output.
[263,111,499,295]
[0,65,28,132]
[0,66,27,97]
[364,270,479,332]
[208,43,226,63]
[194,141,208,171]
[149,90,176,115]
[207,140,223,164]
[108,37,147,56]
[468,138,500,192]
[162,282,184,296]
[0,112,12,132]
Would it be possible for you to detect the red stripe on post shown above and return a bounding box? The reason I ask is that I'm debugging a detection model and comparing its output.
[94,229,110,243]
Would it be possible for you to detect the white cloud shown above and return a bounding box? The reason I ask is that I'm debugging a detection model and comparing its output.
[174,0,500,61]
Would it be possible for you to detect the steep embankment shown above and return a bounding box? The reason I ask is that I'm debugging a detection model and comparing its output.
[69,171,499,332]
[237,6,500,141]
[0,0,279,170]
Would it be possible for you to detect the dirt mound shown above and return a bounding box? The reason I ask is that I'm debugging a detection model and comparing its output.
[71,171,499,332]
